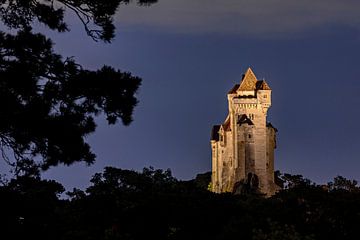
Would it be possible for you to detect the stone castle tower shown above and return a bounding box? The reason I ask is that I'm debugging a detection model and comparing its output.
[210,68,278,196]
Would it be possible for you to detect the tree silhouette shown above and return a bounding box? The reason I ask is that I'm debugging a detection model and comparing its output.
[0,0,158,42]
[1,167,360,240]
[327,175,359,192]
[0,0,157,173]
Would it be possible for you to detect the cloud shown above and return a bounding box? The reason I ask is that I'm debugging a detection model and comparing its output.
[115,0,360,37]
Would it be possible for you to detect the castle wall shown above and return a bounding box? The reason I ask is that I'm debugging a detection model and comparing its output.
[236,130,246,183]
[266,127,277,193]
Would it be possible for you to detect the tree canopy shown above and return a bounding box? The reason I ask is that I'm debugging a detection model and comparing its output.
[1,168,360,240]
[0,0,157,173]
[0,0,158,42]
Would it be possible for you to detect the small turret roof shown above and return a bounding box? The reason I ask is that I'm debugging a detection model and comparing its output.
[256,80,271,90]
[228,84,240,94]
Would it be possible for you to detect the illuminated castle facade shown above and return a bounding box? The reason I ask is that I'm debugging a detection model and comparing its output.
[210,68,278,196]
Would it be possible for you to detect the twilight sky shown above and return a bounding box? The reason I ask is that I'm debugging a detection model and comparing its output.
[39,0,360,190]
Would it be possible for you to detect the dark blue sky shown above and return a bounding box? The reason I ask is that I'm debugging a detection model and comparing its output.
[40,0,360,190]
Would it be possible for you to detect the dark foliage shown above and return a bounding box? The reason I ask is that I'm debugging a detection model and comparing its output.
[2,168,360,240]
[0,0,157,171]
[0,29,141,170]
[0,0,158,42]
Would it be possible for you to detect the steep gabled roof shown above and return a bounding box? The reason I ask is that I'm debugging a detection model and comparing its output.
[228,84,240,94]
[256,80,271,90]
[238,67,258,91]
[237,114,254,126]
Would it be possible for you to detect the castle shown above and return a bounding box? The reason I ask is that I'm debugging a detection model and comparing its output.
[210,68,278,196]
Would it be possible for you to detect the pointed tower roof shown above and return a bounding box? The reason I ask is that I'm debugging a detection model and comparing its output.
[256,80,271,90]
[238,67,258,91]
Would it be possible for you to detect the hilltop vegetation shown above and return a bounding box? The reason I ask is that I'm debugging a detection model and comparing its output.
[1,167,360,240]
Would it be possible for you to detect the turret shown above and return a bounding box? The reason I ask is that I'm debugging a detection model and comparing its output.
[256,80,271,115]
